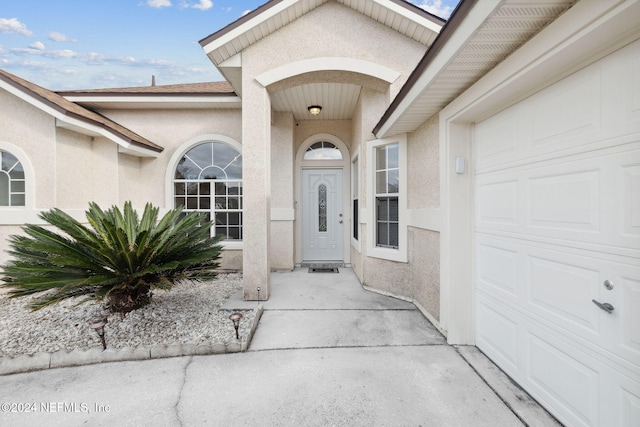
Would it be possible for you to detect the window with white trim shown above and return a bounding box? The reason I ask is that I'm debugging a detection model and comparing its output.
[174,142,242,240]
[375,143,399,248]
[352,155,359,241]
[367,136,406,263]
[0,150,25,206]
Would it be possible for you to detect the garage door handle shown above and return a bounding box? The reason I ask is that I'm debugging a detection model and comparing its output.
[592,299,614,314]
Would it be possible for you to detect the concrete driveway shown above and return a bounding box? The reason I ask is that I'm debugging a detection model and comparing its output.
[0,268,559,426]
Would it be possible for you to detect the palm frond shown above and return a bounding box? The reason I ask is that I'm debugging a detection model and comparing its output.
[0,202,224,312]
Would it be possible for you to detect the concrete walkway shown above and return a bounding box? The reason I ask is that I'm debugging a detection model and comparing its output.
[0,268,559,426]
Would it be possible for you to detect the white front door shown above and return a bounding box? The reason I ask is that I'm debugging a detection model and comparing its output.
[302,169,344,261]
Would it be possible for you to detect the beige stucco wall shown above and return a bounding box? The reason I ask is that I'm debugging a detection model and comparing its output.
[102,108,244,271]
[360,113,441,321]
[243,2,426,96]
[101,108,243,208]
[0,89,56,209]
[350,92,365,278]
[408,114,440,209]
[0,89,126,265]
[270,111,295,270]
[236,0,427,290]
[56,129,119,209]
[350,86,389,280]
[294,120,352,153]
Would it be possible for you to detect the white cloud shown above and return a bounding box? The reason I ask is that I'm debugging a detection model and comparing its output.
[10,46,77,59]
[222,7,232,13]
[48,32,77,42]
[411,0,454,19]
[0,18,33,36]
[146,0,172,8]
[241,10,251,17]
[29,41,45,50]
[192,0,213,11]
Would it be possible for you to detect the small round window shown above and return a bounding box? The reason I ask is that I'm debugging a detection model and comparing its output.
[303,141,342,160]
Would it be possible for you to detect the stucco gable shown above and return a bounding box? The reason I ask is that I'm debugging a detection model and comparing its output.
[0,68,163,157]
[200,0,445,93]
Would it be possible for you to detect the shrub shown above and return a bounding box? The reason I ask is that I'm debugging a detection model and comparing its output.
[0,202,223,313]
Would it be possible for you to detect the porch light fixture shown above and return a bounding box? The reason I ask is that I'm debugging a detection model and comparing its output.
[308,105,322,115]
[229,312,243,340]
[89,317,108,350]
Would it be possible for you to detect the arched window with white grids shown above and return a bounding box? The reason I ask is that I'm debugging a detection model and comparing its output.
[173,141,242,241]
[0,150,25,207]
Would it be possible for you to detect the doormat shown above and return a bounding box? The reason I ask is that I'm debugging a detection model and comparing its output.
[308,267,339,273]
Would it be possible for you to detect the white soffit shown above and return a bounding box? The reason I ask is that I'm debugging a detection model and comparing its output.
[375,0,577,138]
[271,82,362,120]
[201,0,443,65]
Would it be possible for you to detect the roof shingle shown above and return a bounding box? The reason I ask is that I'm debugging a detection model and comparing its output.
[0,69,163,153]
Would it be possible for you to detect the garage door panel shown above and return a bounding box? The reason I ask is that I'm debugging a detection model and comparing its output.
[476,293,520,372]
[528,255,600,335]
[528,169,600,232]
[621,385,640,427]
[476,240,519,299]
[477,145,640,254]
[476,41,640,175]
[475,40,640,426]
[529,65,601,149]
[616,46,640,126]
[475,106,519,165]
[476,179,518,226]
[621,276,640,360]
[622,163,640,236]
[528,331,599,427]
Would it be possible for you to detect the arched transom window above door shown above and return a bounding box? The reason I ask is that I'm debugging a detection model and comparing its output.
[174,141,242,241]
[304,141,343,160]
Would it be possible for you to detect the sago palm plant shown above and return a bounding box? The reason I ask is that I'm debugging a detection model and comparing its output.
[0,202,223,313]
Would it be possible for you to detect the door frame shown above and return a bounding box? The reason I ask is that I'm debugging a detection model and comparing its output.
[301,168,344,261]
[295,134,351,266]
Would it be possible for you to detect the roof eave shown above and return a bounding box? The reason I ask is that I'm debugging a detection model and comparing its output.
[373,0,482,138]
[200,0,445,67]
[0,73,163,156]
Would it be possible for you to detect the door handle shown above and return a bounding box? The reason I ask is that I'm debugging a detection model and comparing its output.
[592,299,614,314]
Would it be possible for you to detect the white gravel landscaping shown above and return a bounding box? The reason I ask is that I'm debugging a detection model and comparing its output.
[0,273,255,358]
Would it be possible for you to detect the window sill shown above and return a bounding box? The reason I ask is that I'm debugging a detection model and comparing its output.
[367,245,407,263]
[220,241,243,250]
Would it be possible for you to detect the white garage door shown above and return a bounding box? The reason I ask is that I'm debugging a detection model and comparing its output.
[474,39,640,427]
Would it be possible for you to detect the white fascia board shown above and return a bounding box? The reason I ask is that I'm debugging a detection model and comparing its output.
[374,0,443,33]
[55,117,160,158]
[0,79,70,122]
[63,95,241,105]
[202,0,300,55]
[375,0,502,138]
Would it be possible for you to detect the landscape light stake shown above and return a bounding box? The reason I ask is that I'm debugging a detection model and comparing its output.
[229,312,243,340]
[89,317,108,350]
